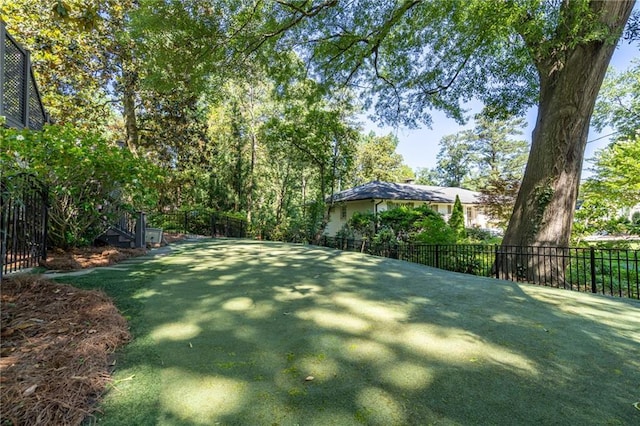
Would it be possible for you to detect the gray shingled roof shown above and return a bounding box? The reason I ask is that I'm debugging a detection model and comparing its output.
[328,181,481,204]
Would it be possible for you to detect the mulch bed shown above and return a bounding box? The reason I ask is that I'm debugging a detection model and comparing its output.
[0,276,130,425]
[40,232,191,271]
[41,246,147,271]
[1,238,192,425]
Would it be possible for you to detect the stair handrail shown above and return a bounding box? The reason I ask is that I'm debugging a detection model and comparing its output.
[100,205,146,248]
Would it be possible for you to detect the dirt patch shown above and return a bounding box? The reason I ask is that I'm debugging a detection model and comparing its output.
[41,246,147,271]
[0,275,131,425]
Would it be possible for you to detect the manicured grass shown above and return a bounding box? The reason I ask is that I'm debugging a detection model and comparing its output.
[57,239,640,425]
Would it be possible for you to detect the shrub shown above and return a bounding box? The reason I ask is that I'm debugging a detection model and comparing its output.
[413,211,457,245]
[448,195,466,241]
[1,125,162,248]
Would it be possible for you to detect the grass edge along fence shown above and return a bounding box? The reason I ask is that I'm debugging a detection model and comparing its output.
[319,236,640,300]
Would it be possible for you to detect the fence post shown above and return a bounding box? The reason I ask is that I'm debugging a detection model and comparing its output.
[135,212,146,248]
[590,247,597,293]
[41,186,49,260]
[435,244,440,269]
[494,245,500,279]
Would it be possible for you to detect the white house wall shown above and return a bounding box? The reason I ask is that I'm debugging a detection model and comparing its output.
[325,200,376,236]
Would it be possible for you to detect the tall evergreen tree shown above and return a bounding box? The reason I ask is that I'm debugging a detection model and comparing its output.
[448,195,466,241]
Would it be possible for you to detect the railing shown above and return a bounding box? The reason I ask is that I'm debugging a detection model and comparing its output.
[147,210,247,239]
[99,208,146,248]
[115,210,146,248]
[1,173,48,279]
[318,237,640,299]
[1,20,49,130]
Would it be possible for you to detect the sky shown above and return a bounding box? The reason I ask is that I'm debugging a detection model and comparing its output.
[363,33,639,180]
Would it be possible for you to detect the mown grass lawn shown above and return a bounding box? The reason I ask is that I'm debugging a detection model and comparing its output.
[58,239,640,425]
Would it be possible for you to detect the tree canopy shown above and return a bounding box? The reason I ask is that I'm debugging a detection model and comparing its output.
[2,0,636,248]
[349,132,414,186]
[575,60,640,238]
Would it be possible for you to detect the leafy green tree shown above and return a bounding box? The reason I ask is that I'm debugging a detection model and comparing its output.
[1,0,134,133]
[434,134,475,187]
[340,204,456,245]
[592,60,640,140]
[469,112,529,228]
[586,136,640,211]
[350,132,414,185]
[575,133,640,237]
[448,195,466,241]
[256,0,635,247]
[434,112,528,193]
[341,211,376,241]
[433,111,528,228]
[379,205,456,244]
[1,125,162,248]
[414,167,439,186]
[575,61,640,239]
[468,113,529,189]
[412,210,457,246]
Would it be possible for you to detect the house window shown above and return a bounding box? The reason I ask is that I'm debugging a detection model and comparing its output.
[340,205,347,220]
[447,205,452,214]
[467,207,473,225]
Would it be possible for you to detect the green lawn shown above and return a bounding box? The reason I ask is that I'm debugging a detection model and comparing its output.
[57,239,640,425]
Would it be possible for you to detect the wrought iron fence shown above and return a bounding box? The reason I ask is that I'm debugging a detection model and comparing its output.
[1,20,49,130]
[318,236,640,299]
[147,210,247,239]
[1,173,48,279]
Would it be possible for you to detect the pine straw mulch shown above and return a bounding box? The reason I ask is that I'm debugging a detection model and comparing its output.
[0,275,131,426]
[40,246,148,271]
[40,232,190,271]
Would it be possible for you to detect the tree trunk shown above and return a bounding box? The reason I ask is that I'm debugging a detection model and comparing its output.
[247,130,257,223]
[122,60,139,155]
[276,162,290,225]
[504,0,634,249]
[501,0,634,284]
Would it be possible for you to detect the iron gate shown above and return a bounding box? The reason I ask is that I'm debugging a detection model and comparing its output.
[1,173,48,279]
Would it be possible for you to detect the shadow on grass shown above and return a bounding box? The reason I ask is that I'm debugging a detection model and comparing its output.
[60,239,640,426]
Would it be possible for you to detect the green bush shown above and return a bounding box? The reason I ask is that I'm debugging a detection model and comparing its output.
[412,210,457,245]
[448,195,466,241]
[1,124,163,248]
[465,227,502,244]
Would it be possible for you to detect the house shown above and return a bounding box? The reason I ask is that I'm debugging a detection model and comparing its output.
[324,181,491,236]
[1,21,49,130]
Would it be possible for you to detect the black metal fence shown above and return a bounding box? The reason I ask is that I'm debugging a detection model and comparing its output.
[147,210,247,239]
[1,20,49,130]
[319,236,640,299]
[1,173,48,279]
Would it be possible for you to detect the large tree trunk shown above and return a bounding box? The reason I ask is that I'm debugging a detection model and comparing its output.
[501,0,634,283]
[504,0,634,248]
[246,86,258,225]
[122,50,139,156]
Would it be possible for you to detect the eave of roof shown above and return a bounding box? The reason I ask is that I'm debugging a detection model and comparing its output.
[328,181,481,204]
